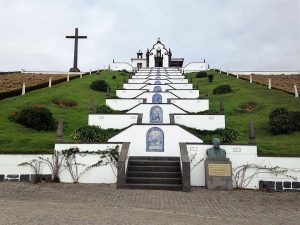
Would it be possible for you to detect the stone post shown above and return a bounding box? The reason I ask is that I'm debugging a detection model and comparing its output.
[294,84,299,98]
[250,75,253,83]
[80,73,82,78]
[49,77,52,87]
[56,119,64,143]
[89,69,92,75]
[268,78,271,89]
[21,83,26,96]
[67,73,70,82]
[226,70,229,76]
[89,97,94,113]
[220,99,224,113]
[219,68,222,74]
[248,121,256,145]
[236,73,239,79]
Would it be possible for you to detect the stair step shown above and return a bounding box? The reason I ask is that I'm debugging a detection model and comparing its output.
[128,160,180,167]
[128,166,180,172]
[126,177,182,184]
[127,171,182,178]
[129,156,180,161]
[125,183,182,191]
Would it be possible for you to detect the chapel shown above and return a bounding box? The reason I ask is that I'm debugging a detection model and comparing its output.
[131,38,184,68]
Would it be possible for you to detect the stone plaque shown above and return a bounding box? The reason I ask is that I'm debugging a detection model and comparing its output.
[205,160,233,190]
[208,164,231,176]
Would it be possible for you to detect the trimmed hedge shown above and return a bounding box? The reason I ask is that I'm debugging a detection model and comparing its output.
[90,80,109,92]
[73,125,120,142]
[10,106,56,131]
[213,84,232,95]
[183,126,241,144]
[269,108,300,135]
[195,71,207,78]
[94,105,123,114]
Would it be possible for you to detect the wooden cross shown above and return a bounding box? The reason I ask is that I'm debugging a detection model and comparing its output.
[66,28,87,72]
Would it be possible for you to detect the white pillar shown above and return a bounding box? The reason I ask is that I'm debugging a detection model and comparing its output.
[67,73,70,82]
[219,68,222,74]
[268,78,272,89]
[294,84,299,98]
[226,70,229,76]
[80,73,82,79]
[237,73,239,79]
[49,77,52,87]
[250,75,253,83]
[213,67,215,71]
[21,83,26,95]
[89,69,92,75]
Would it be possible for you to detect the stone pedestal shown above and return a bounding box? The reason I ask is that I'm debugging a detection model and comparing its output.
[205,159,233,190]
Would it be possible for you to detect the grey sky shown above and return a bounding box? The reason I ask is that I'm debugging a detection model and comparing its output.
[0,0,299,71]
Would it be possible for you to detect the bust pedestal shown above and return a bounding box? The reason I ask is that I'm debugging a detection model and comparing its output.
[205,159,233,190]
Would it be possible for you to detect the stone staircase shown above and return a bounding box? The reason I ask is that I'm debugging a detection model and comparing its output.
[125,156,183,191]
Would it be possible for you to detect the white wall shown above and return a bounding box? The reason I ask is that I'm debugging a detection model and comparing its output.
[142,84,174,92]
[110,62,133,72]
[186,144,300,189]
[146,79,171,84]
[106,99,144,110]
[127,104,186,123]
[131,58,147,68]
[123,83,147,89]
[128,79,147,83]
[256,157,300,182]
[109,125,202,157]
[88,114,139,129]
[116,89,146,98]
[174,114,225,130]
[168,83,193,90]
[137,92,179,103]
[170,99,209,113]
[184,62,207,72]
[168,89,199,98]
[0,154,52,175]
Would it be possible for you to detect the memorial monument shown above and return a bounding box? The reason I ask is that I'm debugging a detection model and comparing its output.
[205,138,233,190]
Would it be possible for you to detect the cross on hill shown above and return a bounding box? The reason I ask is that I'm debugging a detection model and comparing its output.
[66,28,87,72]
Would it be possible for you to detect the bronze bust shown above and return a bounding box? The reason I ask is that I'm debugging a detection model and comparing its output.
[206,138,226,160]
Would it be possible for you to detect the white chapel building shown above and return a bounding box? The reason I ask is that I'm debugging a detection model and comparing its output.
[110,38,207,72]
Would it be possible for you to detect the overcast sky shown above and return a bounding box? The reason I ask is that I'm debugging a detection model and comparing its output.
[0,0,299,71]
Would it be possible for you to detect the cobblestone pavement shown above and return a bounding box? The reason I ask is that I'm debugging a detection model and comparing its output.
[0,183,299,225]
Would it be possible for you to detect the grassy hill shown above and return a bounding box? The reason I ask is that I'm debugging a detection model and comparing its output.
[0,71,127,153]
[186,71,300,156]
[0,70,299,156]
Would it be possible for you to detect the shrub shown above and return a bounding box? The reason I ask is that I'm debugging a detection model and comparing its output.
[112,75,116,79]
[10,106,56,131]
[90,80,109,92]
[94,105,123,114]
[53,98,77,107]
[291,112,300,131]
[183,126,241,144]
[269,108,294,135]
[73,125,120,142]
[213,84,232,95]
[195,71,207,78]
[208,74,214,83]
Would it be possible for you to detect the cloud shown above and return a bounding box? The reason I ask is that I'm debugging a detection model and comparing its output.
[0,0,299,71]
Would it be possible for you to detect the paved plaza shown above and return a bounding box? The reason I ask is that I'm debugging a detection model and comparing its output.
[0,183,299,225]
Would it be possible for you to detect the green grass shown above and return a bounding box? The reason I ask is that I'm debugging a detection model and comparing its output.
[187,71,300,156]
[0,69,299,156]
[0,70,128,154]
